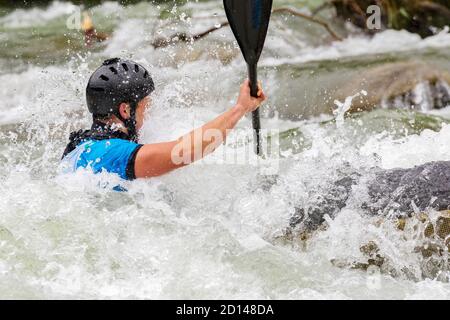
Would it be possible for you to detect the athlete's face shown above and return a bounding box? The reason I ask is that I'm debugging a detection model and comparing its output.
[135,95,151,131]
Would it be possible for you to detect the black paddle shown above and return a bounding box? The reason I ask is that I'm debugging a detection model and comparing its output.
[224,0,273,156]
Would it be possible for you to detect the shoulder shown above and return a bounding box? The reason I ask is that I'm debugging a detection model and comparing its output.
[77,139,143,180]
[84,139,141,156]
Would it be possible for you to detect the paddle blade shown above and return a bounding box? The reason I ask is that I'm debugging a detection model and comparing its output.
[224,0,273,65]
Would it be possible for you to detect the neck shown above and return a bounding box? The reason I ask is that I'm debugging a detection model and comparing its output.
[95,116,129,135]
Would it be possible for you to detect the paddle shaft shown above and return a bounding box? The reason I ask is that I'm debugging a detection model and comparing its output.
[223,0,273,156]
[248,63,262,156]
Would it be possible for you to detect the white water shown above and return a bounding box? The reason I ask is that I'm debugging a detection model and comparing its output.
[0,1,450,299]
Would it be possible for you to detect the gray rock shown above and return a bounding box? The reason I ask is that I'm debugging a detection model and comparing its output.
[289,161,450,232]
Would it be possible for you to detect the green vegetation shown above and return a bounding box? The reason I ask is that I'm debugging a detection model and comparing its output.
[331,0,450,38]
[0,0,205,9]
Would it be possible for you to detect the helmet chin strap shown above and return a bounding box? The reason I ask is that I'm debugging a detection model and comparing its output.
[116,102,138,143]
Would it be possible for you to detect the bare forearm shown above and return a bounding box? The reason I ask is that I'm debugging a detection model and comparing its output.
[135,104,247,178]
[205,103,246,135]
[177,103,246,161]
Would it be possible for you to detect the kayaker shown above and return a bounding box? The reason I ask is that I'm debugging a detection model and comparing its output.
[61,57,266,180]
[81,11,108,46]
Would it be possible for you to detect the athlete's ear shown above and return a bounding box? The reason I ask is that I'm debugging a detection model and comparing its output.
[118,103,131,120]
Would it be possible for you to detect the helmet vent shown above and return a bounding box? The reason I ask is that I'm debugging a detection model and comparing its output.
[103,58,120,66]
[122,63,129,72]
[134,64,139,73]
[143,71,149,78]
[91,87,105,92]
[109,67,118,74]
[100,75,109,81]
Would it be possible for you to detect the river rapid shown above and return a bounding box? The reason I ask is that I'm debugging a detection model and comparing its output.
[0,0,450,299]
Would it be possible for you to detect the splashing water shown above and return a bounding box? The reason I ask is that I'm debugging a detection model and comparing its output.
[0,1,450,299]
[333,90,368,127]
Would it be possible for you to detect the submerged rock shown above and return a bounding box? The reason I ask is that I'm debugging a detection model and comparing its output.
[335,61,450,113]
[289,161,450,234]
[330,211,450,281]
[284,161,450,281]
[365,161,450,215]
[273,60,450,120]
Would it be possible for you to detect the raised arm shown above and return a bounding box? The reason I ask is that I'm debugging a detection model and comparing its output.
[134,80,266,178]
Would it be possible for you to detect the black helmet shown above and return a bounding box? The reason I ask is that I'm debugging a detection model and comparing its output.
[86,58,155,141]
[86,58,154,116]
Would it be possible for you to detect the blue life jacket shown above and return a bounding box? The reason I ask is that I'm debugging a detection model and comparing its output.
[61,120,143,181]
